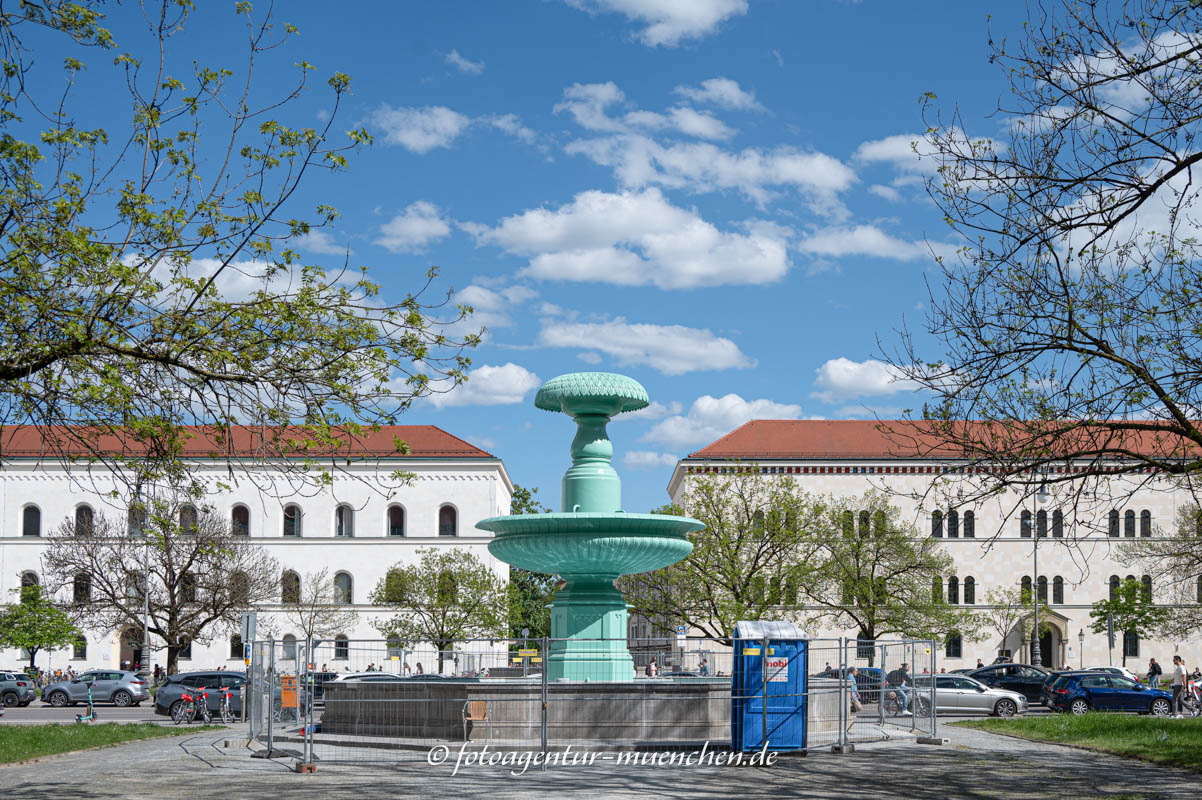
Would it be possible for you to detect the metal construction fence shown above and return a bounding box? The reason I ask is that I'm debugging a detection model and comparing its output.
[246,636,938,768]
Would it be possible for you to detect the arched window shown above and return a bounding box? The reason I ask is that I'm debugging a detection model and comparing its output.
[1141,575,1152,602]
[230,634,243,659]
[948,576,960,604]
[20,571,38,589]
[1020,575,1032,602]
[181,572,197,603]
[282,634,297,660]
[22,505,40,537]
[1197,575,1202,604]
[1123,631,1139,659]
[1140,510,1151,537]
[387,505,405,537]
[179,637,192,660]
[948,509,959,538]
[1053,576,1064,605]
[73,635,87,660]
[232,505,250,537]
[1124,510,1136,538]
[932,576,943,602]
[1036,509,1047,538]
[963,510,975,538]
[281,570,301,603]
[753,509,766,533]
[439,505,457,537]
[858,511,870,537]
[335,505,354,537]
[334,634,349,660]
[179,504,198,535]
[931,510,944,538]
[1037,575,1048,603]
[128,505,146,537]
[436,570,457,603]
[73,573,91,604]
[334,572,353,605]
[1109,575,1120,599]
[75,504,94,536]
[963,576,976,605]
[872,510,887,536]
[382,568,405,603]
[1020,510,1032,538]
[842,511,855,537]
[1052,510,1064,538]
[1108,509,1120,537]
[945,632,962,659]
[283,504,301,537]
[231,571,250,606]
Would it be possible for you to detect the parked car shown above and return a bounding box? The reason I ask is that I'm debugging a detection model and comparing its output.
[967,663,1052,704]
[812,667,884,703]
[154,671,249,718]
[0,670,37,707]
[1087,666,1143,684]
[41,670,150,707]
[913,674,1028,717]
[660,670,702,678]
[1047,671,1173,715]
[328,672,406,682]
[308,671,339,702]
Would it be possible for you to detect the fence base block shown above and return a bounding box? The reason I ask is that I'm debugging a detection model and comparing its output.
[294,762,317,774]
[830,743,855,754]
[916,736,948,746]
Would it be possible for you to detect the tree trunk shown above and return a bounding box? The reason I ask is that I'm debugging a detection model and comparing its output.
[28,647,39,670]
[167,644,180,675]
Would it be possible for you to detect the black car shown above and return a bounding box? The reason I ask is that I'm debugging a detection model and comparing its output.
[967,663,1052,704]
[154,670,247,717]
[813,667,884,703]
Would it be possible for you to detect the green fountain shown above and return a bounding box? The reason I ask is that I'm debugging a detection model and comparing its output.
[478,372,703,681]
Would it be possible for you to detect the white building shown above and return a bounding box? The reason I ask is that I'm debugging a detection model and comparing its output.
[0,425,512,675]
[668,420,1200,671]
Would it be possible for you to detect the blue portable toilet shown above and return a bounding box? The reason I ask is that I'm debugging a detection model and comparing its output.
[731,620,807,753]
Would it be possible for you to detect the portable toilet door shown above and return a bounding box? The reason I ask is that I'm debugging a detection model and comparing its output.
[731,621,807,752]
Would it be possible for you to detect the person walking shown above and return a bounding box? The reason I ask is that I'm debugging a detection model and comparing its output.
[646,658,658,678]
[698,658,709,677]
[847,666,862,734]
[1171,655,1186,717]
[1146,658,1163,687]
[976,659,984,669]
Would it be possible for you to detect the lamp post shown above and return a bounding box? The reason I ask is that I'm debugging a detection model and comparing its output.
[1031,482,1049,668]
[1078,629,1085,669]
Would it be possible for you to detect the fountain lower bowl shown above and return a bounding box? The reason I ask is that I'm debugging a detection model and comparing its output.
[478,512,701,575]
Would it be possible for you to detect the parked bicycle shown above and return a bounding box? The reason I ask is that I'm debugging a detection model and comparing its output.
[217,685,236,724]
[172,685,212,725]
[1182,679,1202,718]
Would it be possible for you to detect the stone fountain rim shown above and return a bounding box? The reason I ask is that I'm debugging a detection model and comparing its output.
[477,511,704,535]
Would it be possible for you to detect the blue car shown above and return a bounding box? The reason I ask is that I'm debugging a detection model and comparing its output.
[1047,670,1173,716]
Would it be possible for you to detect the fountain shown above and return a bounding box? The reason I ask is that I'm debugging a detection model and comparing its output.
[478,372,704,681]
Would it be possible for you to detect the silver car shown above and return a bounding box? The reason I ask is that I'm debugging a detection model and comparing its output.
[0,670,37,707]
[915,674,1028,716]
[41,669,151,707]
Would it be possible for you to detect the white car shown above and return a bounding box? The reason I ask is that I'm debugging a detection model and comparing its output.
[1087,666,1144,684]
[328,671,406,682]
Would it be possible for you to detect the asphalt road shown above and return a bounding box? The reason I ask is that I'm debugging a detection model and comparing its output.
[0,702,167,725]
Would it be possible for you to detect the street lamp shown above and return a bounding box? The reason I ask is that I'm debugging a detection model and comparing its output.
[1032,482,1049,667]
[1078,628,1085,669]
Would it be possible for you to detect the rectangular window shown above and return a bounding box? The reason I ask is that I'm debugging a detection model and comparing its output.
[856,639,874,660]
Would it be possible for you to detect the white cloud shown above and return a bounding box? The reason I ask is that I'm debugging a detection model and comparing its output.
[674,78,765,111]
[297,230,351,256]
[427,363,541,409]
[810,358,919,404]
[376,201,452,253]
[577,351,602,364]
[642,394,802,450]
[664,106,734,140]
[854,133,930,173]
[619,399,683,422]
[537,317,754,375]
[622,450,679,470]
[477,188,791,289]
[797,225,937,262]
[867,184,901,202]
[371,105,471,153]
[482,113,537,144]
[554,82,735,141]
[445,49,484,75]
[455,284,537,329]
[565,0,748,47]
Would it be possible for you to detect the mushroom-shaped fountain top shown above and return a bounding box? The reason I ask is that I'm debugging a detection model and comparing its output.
[534,372,650,418]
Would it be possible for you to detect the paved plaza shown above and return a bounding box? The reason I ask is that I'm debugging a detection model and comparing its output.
[0,722,1196,799]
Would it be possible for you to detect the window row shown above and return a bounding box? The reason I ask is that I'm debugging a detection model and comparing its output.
[22,502,462,538]
[279,570,355,604]
[1108,574,1154,602]
[931,510,975,538]
[933,575,976,604]
[1020,509,1065,538]
[1020,575,1068,605]
[1107,509,1153,538]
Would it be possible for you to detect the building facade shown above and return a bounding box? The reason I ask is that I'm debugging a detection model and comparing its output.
[667,420,1200,671]
[0,426,512,675]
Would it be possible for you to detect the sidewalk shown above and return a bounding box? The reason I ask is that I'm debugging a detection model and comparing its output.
[0,723,1196,798]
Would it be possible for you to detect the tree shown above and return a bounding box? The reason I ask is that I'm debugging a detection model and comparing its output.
[0,1,476,498]
[278,568,360,645]
[883,1,1202,518]
[0,584,79,669]
[619,468,827,643]
[41,499,280,673]
[1120,505,1202,640]
[1089,578,1168,666]
[978,587,1052,661]
[804,492,978,664]
[369,547,507,673]
[506,485,556,640]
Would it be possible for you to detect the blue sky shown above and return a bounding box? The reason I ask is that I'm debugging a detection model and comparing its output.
[52,1,1029,513]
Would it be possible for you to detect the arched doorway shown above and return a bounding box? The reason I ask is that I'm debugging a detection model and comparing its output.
[120,627,143,671]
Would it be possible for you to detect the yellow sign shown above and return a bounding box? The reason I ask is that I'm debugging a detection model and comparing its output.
[390,655,400,661]
[923,648,931,655]
[512,657,524,663]
[517,648,539,656]
[531,658,543,663]
[744,648,760,655]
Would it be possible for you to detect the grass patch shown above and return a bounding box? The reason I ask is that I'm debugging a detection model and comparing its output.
[953,715,1202,773]
[0,722,224,765]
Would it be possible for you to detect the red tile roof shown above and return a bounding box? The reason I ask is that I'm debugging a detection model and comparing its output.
[0,425,495,460]
[687,420,1200,461]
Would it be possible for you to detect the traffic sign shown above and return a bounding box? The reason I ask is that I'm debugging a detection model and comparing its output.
[676,624,687,644]
[517,648,538,657]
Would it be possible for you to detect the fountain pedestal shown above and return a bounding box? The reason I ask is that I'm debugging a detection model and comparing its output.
[548,574,630,680]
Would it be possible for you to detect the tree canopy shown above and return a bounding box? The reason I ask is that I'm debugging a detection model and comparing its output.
[0,584,80,669]
[1089,576,1168,666]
